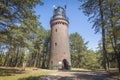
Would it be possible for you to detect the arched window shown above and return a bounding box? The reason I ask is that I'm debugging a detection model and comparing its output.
[55,43,57,46]
[55,29,57,32]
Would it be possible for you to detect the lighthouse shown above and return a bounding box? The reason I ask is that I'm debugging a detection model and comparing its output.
[49,6,71,70]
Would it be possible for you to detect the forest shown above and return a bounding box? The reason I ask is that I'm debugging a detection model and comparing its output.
[0,0,120,73]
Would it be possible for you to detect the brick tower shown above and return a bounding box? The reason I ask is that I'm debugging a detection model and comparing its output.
[49,6,71,69]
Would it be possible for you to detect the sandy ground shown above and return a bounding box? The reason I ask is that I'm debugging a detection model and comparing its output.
[0,67,119,80]
[38,69,120,80]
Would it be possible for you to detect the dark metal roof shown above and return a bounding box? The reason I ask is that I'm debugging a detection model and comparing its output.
[51,6,68,22]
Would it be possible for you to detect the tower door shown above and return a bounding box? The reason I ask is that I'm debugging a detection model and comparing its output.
[62,59,69,70]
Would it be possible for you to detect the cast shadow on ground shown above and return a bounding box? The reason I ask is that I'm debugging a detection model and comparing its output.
[0,67,25,76]
[18,75,76,80]
[18,75,117,80]
[18,70,119,80]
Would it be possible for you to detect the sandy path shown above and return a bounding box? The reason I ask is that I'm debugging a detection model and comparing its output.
[38,69,119,80]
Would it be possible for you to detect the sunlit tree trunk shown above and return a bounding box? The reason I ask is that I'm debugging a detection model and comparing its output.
[99,0,109,71]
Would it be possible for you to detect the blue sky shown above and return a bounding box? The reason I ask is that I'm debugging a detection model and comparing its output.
[34,0,101,51]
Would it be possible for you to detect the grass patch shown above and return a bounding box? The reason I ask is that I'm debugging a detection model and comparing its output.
[0,67,51,80]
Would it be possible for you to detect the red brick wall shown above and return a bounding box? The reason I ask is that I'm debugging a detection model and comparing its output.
[49,16,71,69]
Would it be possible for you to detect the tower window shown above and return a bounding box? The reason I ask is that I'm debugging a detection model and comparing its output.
[55,43,57,46]
[55,29,57,32]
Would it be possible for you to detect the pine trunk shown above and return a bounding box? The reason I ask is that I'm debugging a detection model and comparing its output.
[99,0,109,71]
